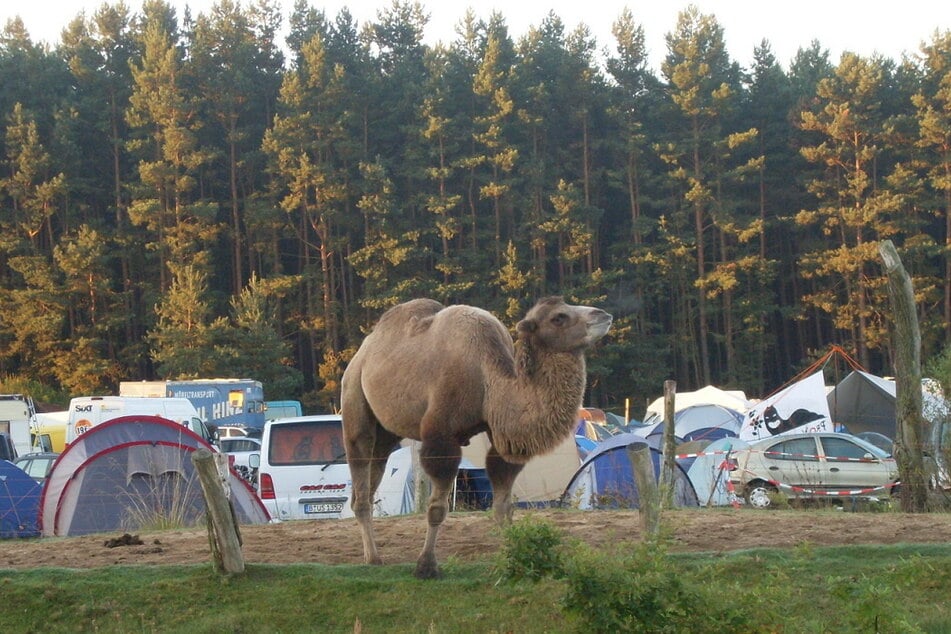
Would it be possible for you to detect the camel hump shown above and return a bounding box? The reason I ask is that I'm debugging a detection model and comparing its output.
[438,305,516,376]
[373,299,444,336]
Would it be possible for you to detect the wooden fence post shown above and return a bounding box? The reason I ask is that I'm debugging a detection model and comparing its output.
[659,380,677,509]
[192,448,245,574]
[627,441,661,538]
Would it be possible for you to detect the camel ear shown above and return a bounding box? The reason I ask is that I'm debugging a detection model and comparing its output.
[516,318,536,335]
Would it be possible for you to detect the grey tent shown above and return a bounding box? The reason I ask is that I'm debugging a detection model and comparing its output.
[827,371,950,440]
[40,415,269,536]
[826,371,898,438]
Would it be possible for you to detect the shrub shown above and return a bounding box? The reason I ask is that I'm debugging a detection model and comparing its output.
[497,516,566,582]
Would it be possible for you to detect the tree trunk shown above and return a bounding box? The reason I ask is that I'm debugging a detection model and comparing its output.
[879,240,929,512]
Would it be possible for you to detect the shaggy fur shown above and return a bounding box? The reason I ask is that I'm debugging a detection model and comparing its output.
[341,296,612,579]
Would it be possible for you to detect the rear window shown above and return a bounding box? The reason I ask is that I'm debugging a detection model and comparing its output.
[222,438,260,453]
[268,420,346,466]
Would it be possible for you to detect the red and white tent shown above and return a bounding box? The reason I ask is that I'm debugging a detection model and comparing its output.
[40,415,269,537]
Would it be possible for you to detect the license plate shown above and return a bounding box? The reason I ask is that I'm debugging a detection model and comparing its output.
[303,501,344,514]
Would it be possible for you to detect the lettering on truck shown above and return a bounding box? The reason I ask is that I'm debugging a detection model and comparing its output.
[72,403,94,437]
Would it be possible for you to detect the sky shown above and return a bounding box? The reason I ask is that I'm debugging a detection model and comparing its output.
[3,0,951,71]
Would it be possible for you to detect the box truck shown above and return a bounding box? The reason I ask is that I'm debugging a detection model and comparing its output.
[66,395,216,446]
[120,378,266,431]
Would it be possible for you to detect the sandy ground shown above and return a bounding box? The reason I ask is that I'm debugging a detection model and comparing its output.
[2,508,951,570]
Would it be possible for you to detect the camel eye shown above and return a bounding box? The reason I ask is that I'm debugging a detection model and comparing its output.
[551,313,567,326]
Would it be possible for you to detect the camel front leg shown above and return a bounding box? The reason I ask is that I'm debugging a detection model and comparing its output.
[486,445,525,525]
[415,437,461,579]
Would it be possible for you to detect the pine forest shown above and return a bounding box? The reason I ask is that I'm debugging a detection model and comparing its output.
[2,0,951,416]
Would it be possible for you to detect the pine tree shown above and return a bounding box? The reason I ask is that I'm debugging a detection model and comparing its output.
[227,273,303,398]
[126,12,219,290]
[797,53,904,367]
[913,31,951,340]
[658,7,755,385]
[1,103,66,250]
[148,264,230,378]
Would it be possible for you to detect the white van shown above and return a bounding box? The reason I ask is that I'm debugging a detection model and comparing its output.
[66,396,216,447]
[256,414,415,521]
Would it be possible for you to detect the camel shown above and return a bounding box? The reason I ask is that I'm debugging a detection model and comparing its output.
[340,296,612,579]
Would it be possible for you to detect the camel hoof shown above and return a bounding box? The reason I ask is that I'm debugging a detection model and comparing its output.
[365,555,383,566]
[413,562,442,580]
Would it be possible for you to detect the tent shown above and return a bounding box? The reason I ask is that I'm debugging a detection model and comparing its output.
[40,415,269,537]
[561,433,699,510]
[0,459,41,538]
[634,404,745,442]
[460,431,583,508]
[685,437,749,507]
[826,370,950,440]
[643,385,751,422]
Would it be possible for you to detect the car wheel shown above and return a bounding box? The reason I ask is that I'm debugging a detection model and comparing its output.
[745,482,776,509]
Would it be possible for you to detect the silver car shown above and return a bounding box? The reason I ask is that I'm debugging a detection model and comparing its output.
[729,432,899,508]
[220,437,261,484]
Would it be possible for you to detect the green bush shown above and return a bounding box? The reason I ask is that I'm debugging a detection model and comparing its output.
[497,516,566,582]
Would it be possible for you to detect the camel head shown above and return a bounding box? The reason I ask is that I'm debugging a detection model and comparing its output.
[515,297,612,372]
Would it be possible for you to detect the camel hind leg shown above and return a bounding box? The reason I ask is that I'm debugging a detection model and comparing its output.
[415,436,462,579]
[342,393,398,566]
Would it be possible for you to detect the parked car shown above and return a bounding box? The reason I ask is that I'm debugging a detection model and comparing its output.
[13,452,59,483]
[729,432,899,508]
[220,437,261,483]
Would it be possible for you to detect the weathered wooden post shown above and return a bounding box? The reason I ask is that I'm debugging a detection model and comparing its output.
[879,239,930,511]
[627,441,661,538]
[659,380,677,509]
[192,448,245,574]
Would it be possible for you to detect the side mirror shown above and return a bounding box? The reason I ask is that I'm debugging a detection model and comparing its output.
[249,453,260,469]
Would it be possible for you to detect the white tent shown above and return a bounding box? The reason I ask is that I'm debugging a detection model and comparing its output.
[632,404,745,442]
[643,385,751,423]
[460,432,581,506]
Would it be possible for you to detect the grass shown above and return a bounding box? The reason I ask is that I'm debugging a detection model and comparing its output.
[1,541,950,633]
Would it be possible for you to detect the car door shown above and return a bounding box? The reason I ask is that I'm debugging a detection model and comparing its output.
[818,435,892,492]
[758,436,823,490]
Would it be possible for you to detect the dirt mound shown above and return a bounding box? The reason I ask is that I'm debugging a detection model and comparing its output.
[2,508,950,570]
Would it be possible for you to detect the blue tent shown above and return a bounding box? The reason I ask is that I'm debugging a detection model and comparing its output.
[561,433,698,509]
[0,459,42,538]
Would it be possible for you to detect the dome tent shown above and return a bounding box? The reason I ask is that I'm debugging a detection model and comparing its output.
[40,415,269,537]
[561,433,698,510]
[635,403,745,443]
[0,459,41,538]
